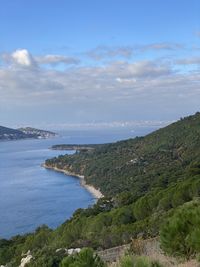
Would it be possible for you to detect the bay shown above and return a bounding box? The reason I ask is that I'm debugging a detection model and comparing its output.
[0,128,155,239]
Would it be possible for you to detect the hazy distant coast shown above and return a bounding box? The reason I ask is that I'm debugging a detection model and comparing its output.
[0,126,57,141]
[42,163,104,199]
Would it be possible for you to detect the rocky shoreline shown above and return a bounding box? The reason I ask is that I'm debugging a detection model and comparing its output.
[42,163,104,199]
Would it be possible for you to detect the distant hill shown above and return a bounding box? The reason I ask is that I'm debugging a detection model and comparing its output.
[0,126,28,140]
[18,127,56,139]
[0,126,56,141]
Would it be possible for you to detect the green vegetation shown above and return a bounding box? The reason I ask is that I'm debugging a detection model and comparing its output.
[25,246,65,267]
[46,112,200,199]
[1,112,200,266]
[160,200,200,260]
[60,248,105,267]
[117,255,163,267]
[51,144,100,152]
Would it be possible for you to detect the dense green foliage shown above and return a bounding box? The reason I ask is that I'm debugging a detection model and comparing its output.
[26,247,65,267]
[60,248,105,267]
[1,112,200,266]
[51,144,100,152]
[160,200,200,259]
[46,112,200,198]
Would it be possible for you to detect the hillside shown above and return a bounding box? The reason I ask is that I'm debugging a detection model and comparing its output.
[1,112,200,266]
[18,127,56,139]
[46,112,200,198]
[51,144,99,152]
[0,126,28,140]
[0,126,56,141]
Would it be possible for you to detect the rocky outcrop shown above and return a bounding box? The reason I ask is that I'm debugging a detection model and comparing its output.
[56,247,81,255]
[19,251,33,267]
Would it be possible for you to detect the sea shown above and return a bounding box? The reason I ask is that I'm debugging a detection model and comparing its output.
[0,127,156,239]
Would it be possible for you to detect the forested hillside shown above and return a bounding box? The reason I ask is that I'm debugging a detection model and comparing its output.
[46,112,200,198]
[1,112,200,266]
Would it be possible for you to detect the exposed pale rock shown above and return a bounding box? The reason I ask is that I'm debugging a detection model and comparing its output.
[55,247,81,255]
[67,248,81,255]
[19,254,33,267]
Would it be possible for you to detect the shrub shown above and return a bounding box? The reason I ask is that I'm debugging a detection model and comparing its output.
[117,255,163,267]
[160,201,200,259]
[60,248,106,267]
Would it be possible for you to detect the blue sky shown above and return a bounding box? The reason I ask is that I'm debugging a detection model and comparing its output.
[0,0,200,129]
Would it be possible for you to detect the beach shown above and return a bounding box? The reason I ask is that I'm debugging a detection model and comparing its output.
[42,163,104,199]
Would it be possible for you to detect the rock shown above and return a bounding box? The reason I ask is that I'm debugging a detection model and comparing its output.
[19,254,33,267]
[55,247,81,255]
[21,250,31,257]
[67,248,81,255]
[56,248,68,253]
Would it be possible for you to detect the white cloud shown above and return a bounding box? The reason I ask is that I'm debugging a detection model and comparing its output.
[140,42,183,51]
[126,61,172,78]
[176,57,200,65]
[11,49,35,67]
[87,43,183,61]
[36,54,80,65]
[87,46,134,60]
[1,49,80,69]
[0,48,199,124]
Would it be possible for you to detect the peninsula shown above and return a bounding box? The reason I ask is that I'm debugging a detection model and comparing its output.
[0,126,56,141]
[51,144,100,152]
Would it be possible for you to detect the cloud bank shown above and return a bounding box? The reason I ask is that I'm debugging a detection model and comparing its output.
[0,46,199,126]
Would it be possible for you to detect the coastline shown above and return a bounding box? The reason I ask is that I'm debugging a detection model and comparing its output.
[42,163,104,199]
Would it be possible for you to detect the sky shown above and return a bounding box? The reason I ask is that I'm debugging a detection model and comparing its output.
[0,0,200,129]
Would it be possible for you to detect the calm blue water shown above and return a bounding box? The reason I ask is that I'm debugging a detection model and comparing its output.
[0,128,156,239]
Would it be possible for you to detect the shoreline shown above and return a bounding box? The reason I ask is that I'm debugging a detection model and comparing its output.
[42,163,104,199]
